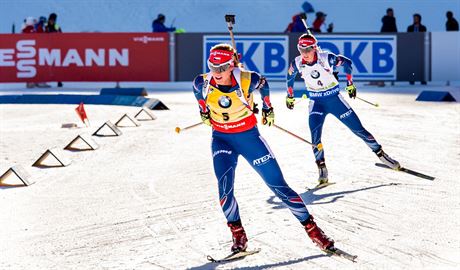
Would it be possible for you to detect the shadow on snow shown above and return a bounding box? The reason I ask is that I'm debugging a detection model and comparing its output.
[187,253,327,270]
[266,182,401,209]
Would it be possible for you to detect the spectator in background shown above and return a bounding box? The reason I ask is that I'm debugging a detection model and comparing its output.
[376,8,398,87]
[45,13,62,33]
[45,13,63,87]
[407,13,427,33]
[407,14,427,85]
[21,17,36,33]
[35,16,46,33]
[152,14,176,32]
[285,14,307,33]
[312,12,333,33]
[446,11,459,31]
[284,15,295,33]
[381,8,397,32]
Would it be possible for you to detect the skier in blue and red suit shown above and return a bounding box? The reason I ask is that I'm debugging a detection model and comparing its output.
[193,43,335,253]
[285,34,401,185]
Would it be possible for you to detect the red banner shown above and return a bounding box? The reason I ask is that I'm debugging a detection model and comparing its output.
[0,33,169,82]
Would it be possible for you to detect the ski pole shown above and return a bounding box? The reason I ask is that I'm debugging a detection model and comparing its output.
[225,15,239,64]
[273,124,315,147]
[175,122,203,134]
[294,94,308,105]
[299,13,313,35]
[356,96,379,107]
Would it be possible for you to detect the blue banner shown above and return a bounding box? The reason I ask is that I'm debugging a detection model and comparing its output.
[317,35,397,80]
[203,35,397,81]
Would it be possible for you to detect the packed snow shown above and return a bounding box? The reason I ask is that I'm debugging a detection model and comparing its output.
[1,84,459,269]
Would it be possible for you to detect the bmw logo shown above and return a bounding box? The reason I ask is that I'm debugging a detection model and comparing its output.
[218,96,232,108]
[310,70,320,79]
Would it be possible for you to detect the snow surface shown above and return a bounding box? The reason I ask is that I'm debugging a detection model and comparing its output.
[1,85,460,269]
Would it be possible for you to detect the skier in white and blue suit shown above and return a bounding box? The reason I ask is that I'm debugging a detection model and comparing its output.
[285,34,400,185]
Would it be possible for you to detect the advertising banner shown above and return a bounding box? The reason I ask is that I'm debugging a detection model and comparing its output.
[0,33,169,82]
[317,35,397,80]
[203,35,396,81]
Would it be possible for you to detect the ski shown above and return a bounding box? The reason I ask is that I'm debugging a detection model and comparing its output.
[375,163,435,181]
[324,247,357,262]
[206,248,261,263]
[306,182,336,191]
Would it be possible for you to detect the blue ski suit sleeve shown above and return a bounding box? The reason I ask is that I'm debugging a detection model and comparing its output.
[192,75,208,113]
[286,59,300,97]
[328,53,353,81]
[249,71,271,109]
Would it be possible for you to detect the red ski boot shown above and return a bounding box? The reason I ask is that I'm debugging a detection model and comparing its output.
[303,215,334,250]
[228,220,248,252]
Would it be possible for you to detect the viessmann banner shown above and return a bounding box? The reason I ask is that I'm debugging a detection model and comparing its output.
[0,33,169,82]
[203,35,396,81]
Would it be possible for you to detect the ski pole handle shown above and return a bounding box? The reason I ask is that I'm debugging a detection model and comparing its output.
[273,124,315,147]
[299,13,313,35]
[175,122,203,134]
[356,96,379,107]
[225,14,239,63]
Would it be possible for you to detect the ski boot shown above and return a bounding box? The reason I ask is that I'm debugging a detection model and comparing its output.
[375,147,400,170]
[303,215,334,251]
[316,159,329,185]
[228,220,248,252]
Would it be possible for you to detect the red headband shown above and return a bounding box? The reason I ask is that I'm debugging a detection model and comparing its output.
[209,49,234,64]
[298,38,316,48]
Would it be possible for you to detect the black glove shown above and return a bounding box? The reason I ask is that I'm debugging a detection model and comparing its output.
[262,107,275,126]
[200,111,211,126]
[252,103,259,114]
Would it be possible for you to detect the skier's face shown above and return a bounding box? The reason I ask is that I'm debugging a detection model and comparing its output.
[300,48,316,63]
[212,66,234,85]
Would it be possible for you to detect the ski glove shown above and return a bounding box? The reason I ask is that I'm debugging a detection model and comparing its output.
[262,107,275,126]
[200,111,211,126]
[252,103,259,114]
[286,96,295,110]
[346,84,357,99]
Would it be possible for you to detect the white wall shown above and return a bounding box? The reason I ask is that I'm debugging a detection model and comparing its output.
[1,0,459,34]
[431,32,460,81]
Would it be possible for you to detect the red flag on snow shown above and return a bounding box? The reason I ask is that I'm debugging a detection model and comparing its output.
[75,102,89,126]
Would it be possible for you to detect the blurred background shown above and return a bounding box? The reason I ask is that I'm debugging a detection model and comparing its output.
[1,0,458,33]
